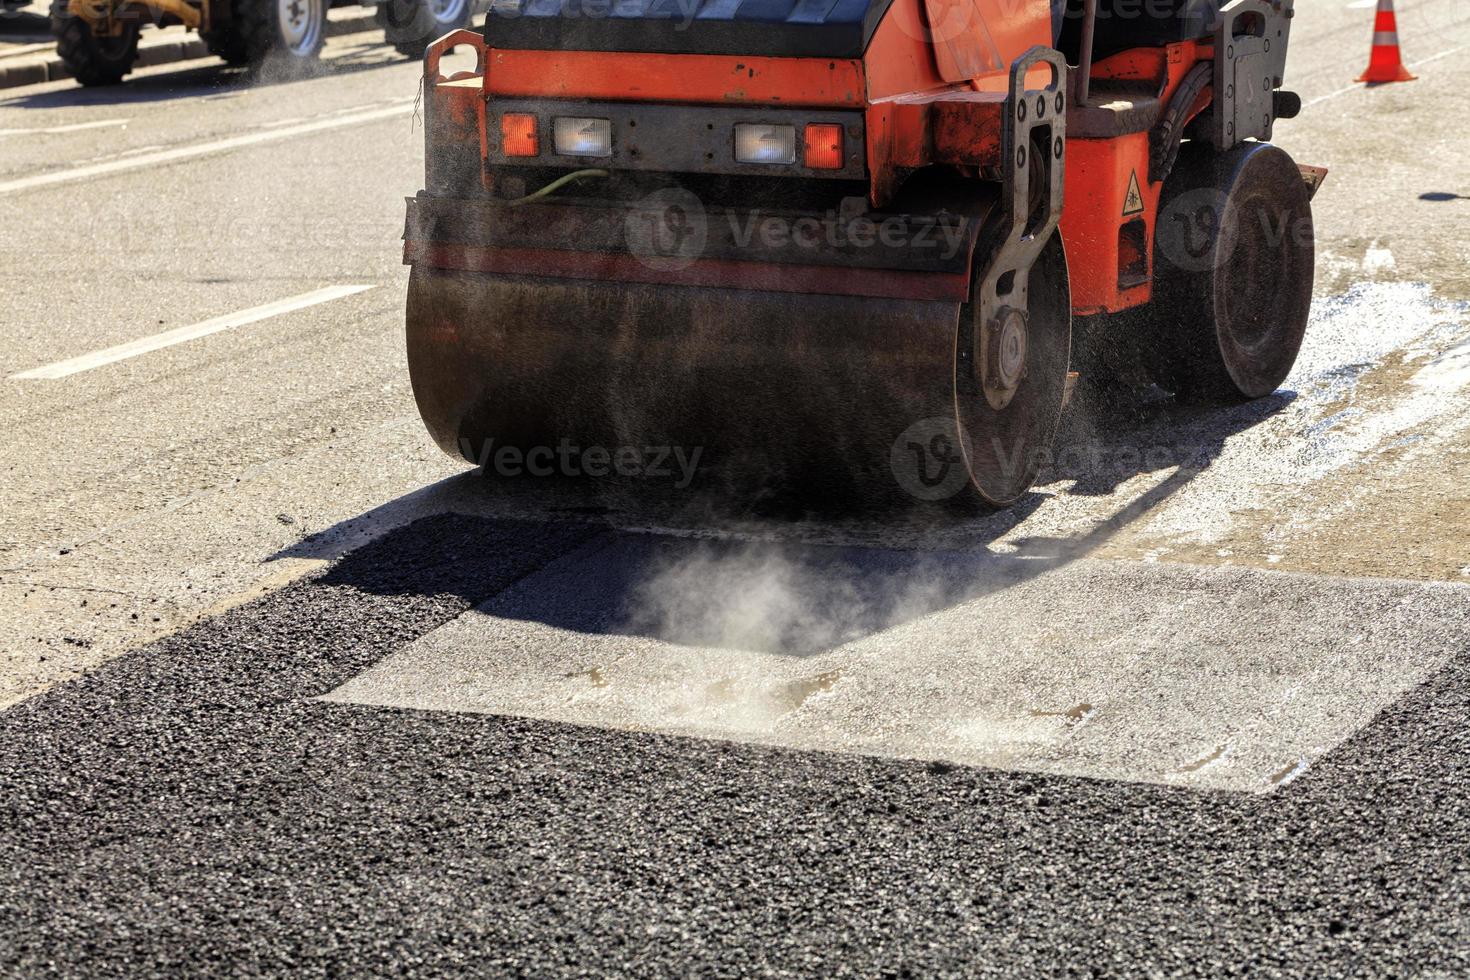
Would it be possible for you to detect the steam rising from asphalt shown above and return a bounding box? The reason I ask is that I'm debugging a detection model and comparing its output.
[621,540,978,656]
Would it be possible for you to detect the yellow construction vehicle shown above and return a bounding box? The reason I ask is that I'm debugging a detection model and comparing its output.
[51,0,327,84]
[47,0,468,85]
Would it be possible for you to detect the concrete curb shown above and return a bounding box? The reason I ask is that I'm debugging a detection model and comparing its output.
[0,8,379,91]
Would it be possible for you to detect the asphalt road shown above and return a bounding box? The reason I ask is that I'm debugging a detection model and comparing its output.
[2,2,1469,974]
[4,515,1470,975]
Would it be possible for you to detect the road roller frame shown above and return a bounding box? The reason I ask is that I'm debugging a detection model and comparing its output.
[411,1,1308,312]
[404,0,1320,506]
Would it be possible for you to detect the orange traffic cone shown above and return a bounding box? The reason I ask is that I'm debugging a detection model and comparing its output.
[1358,0,1416,84]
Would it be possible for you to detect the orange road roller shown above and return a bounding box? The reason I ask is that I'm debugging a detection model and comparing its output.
[404,0,1320,508]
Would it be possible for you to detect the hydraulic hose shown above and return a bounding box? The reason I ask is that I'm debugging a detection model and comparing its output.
[507,169,611,207]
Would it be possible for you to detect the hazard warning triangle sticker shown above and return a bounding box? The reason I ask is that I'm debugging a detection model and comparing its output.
[1122,171,1145,216]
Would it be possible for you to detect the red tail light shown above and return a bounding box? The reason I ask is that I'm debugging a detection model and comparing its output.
[501,114,539,158]
[803,124,843,170]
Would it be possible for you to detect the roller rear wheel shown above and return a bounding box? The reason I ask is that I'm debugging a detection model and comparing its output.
[1151,142,1314,401]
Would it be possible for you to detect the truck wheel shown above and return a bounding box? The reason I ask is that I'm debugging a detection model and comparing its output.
[203,0,326,72]
[378,0,472,58]
[200,17,250,66]
[1150,142,1315,402]
[51,11,140,86]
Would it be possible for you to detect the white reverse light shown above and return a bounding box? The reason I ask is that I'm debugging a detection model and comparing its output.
[553,117,612,157]
[734,123,797,165]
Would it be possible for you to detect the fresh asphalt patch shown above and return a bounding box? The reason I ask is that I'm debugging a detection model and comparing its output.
[324,532,1470,794]
[2,514,1468,975]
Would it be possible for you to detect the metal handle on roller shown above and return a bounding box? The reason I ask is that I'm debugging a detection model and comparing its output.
[972,45,1067,412]
[424,28,485,83]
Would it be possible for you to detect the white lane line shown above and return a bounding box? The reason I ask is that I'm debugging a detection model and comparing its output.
[9,284,376,380]
[1406,42,1470,69]
[1304,43,1470,108]
[0,118,130,137]
[0,101,413,197]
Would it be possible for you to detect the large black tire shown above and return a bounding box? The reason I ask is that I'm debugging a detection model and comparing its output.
[50,9,140,87]
[377,0,473,59]
[201,0,326,73]
[1149,141,1315,402]
[200,11,251,66]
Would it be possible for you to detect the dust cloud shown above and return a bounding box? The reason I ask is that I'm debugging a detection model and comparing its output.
[620,539,994,656]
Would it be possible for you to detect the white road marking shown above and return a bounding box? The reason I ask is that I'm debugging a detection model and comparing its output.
[1406,42,1470,69]
[0,101,413,197]
[9,284,375,380]
[0,118,130,137]
[1304,44,1469,108]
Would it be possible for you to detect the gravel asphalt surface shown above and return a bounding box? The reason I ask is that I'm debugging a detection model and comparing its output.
[326,530,1470,795]
[2,515,1469,976]
[3,1,1470,975]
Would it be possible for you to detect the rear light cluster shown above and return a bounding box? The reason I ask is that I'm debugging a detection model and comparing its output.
[504,114,614,158]
[727,123,845,170]
[500,114,845,170]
